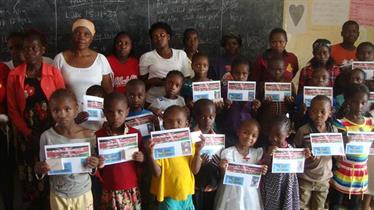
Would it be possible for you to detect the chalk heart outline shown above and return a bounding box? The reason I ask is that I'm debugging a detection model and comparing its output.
[289,4,304,26]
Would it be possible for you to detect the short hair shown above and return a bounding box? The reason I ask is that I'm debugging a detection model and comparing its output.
[269,28,288,42]
[231,57,250,73]
[269,114,291,132]
[149,22,173,38]
[112,31,133,55]
[86,85,106,98]
[126,79,145,93]
[7,31,24,42]
[310,95,332,107]
[239,119,261,132]
[344,83,369,100]
[23,29,48,47]
[349,68,365,78]
[183,28,198,43]
[342,20,359,31]
[163,105,189,119]
[191,52,209,64]
[357,42,374,52]
[192,99,215,119]
[166,70,184,82]
[104,92,128,110]
[311,66,329,76]
[221,33,242,47]
[267,53,284,65]
[49,88,78,105]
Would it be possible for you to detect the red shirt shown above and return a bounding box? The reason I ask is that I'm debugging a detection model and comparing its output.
[107,55,139,93]
[331,43,356,66]
[96,126,143,191]
[252,50,299,82]
[0,63,10,114]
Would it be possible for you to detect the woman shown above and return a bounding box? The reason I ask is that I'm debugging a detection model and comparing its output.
[54,18,113,108]
[139,22,192,104]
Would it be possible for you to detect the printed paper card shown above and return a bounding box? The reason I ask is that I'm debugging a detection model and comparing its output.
[83,95,105,121]
[97,134,139,166]
[151,128,192,160]
[310,133,345,156]
[126,113,155,138]
[199,134,225,157]
[272,148,305,173]
[223,163,263,188]
[264,82,292,102]
[370,92,374,104]
[346,132,374,155]
[303,86,333,107]
[45,142,91,175]
[227,81,256,101]
[352,61,374,80]
[192,81,222,102]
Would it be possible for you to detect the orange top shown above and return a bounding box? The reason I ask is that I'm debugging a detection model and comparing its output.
[331,43,356,66]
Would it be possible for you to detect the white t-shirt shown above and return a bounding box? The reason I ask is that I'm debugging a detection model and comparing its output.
[139,49,193,103]
[4,56,54,69]
[54,52,112,109]
[215,146,264,210]
[149,96,185,111]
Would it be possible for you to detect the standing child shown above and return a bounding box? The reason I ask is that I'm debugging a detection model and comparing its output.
[330,84,373,210]
[107,32,139,93]
[149,70,186,117]
[96,92,144,210]
[35,89,99,210]
[146,105,205,210]
[222,58,261,147]
[261,115,306,210]
[294,95,336,210]
[357,42,374,92]
[215,119,268,210]
[183,28,199,62]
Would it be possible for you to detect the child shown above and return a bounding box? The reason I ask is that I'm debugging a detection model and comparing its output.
[356,42,374,62]
[331,20,360,67]
[3,31,25,69]
[330,84,373,210]
[35,89,99,210]
[261,115,305,210]
[145,105,205,210]
[192,99,220,210]
[107,31,139,93]
[253,28,299,82]
[183,28,199,62]
[215,119,268,210]
[294,95,336,210]
[222,58,261,147]
[298,39,341,93]
[149,70,186,117]
[209,33,241,82]
[96,92,144,210]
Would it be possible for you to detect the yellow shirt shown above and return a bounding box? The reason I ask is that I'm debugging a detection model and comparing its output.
[151,144,196,201]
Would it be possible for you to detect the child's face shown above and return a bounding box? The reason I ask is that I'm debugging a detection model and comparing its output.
[115,34,132,58]
[23,38,45,65]
[224,38,240,56]
[163,110,188,129]
[151,28,170,49]
[232,64,249,81]
[357,46,374,61]
[309,100,331,127]
[72,27,94,50]
[268,60,284,81]
[270,33,287,53]
[127,85,146,110]
[341,24,359,45]
[192,57,209,78]
[184,31,199,52]
[197,106,216,131]
[268,124,289,147]
[50,98,79,128]
[165,75,183,98]
[237,123,259,148]
[311,69,330,87]
[314,46,330,65]
[349,71,364,84]
[104,100,129,129]
[7,37,25,63]
[347,93,368,115]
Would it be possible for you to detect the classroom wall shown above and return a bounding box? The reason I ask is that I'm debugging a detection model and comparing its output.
[283,0,374,68]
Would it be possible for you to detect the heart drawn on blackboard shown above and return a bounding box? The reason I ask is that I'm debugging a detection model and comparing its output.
[289,4,304,26]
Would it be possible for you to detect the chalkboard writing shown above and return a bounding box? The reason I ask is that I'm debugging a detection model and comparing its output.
[0,0,282,61]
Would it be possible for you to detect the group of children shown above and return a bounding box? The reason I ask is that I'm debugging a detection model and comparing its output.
[0,18,374,210]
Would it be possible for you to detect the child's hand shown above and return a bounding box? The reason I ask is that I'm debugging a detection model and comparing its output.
[75,111,89,124]
[34,161,50,175]
[86,156,99,169]
[201,153,210,165]
[219,159,228,171]
[285,96,295,105]
[224,99,233,109]
[145,140,156,157]
[264,96,273,104]
[98,155,105,168]
[261,165,268,175]
[195,135,206,154]
[300,103,307,115]
[251,99,262,112]
[133,151,145,162]
[304,148,313,159]
[267,146,278,156]
[214,99,225,110]
[153,108,163,118]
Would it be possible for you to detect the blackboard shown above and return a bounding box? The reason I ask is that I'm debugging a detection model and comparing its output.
[0,0,283,61]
